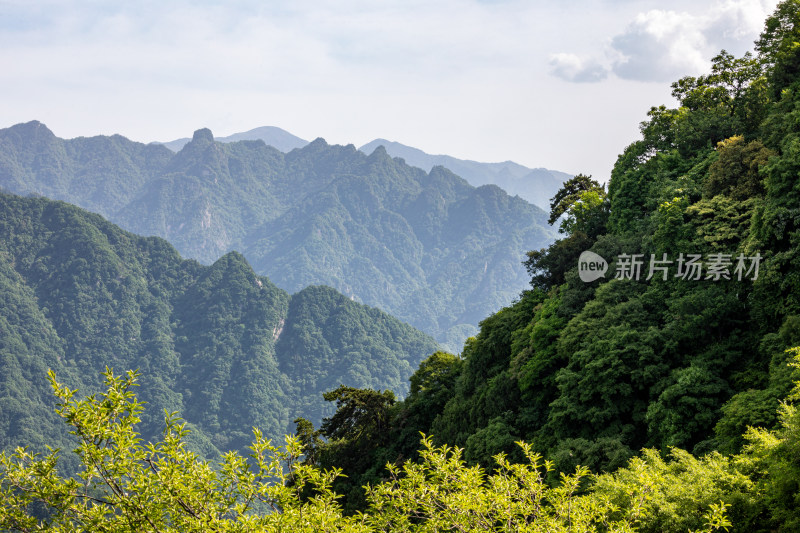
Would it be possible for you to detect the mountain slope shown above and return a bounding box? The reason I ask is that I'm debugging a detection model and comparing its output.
[0,191,438,460]
[0,123,556,349]
[0,120,173,217]
[161,126,569,210]
[358,138,570,210]
[290,14,800,520]
[338,24,800,473]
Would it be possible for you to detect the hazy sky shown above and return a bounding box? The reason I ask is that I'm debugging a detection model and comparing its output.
[0,0,780,181]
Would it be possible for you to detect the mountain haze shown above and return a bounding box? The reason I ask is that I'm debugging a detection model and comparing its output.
[0,191,438,464]
[160,125,570,210]
[157,125,309,153]
[358,139,570,210]
[0,122,556,349]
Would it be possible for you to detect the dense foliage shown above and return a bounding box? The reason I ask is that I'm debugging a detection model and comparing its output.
[4,365,771,532]
[0,126,555,350]
[292,1,800,525]
[4,3,800,530]
[0,192,438,465]
[5,351,800,531]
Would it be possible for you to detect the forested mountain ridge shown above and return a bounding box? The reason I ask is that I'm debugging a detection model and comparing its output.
[291,3,800,527]
[0,191,438,466]
[158,126,569,210]
[358,138,569,210]
[5,2,800,530]
[0,125,556,350]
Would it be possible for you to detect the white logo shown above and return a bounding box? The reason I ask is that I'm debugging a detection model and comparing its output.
[577,251,762,283]
[578,251,608,282]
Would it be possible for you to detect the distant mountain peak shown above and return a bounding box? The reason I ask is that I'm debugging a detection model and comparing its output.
[214,250,251,268]
[157,125,309,153]
[0,121,558,351]
[367,144,390,161]
[21,119,46,129]
[368,144,387,154]
[192,128,214,143]
[10,120,56,140]
[357,139,571,210]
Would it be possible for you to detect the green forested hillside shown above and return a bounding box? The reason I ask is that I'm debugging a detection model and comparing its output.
[5,2,800,530]
[0,123,173,216]
[0,191,438,464]
[293,2,800,526]
[428,20,800,468]
[0,126,555,350]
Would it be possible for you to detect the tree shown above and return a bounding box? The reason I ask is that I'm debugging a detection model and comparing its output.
[0,364,761,532]
[756,0,800,96]
[319,386,395,445]
[524,232,593,291]
[408,351,462,399]
[547,174,607,233]
[311,386,398,513]
[671,51,763,117]
[0,368,364,532]
[704,136,773,200]
[396,351,462,454]
[364,436,731,533]
[736,347,800,531]
[294,416,323,465]
[559,189,609,238]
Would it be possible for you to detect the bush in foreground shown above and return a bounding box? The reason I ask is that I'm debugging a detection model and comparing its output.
[16,359,800,531]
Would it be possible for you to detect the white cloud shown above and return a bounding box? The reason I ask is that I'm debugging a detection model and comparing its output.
[549,53,608,83]
[703,0,778,53]
[610,9,709,82]
[554,0,779,83]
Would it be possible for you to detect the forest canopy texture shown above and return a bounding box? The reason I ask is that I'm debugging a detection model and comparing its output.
[4,1,800,531]
[280,2,800,528]
[0,122,555,350]
[0,192,438,467]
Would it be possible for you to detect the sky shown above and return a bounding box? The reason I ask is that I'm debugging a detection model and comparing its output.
[0,0,781,182]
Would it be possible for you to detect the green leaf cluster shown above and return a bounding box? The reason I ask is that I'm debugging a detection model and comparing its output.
[6,366,767,532]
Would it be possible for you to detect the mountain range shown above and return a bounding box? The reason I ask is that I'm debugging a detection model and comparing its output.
[358,139,569,211]
[158,125,309,153]
[0,191,438,465]
[0,121,557,349]
[157,126,569,210]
